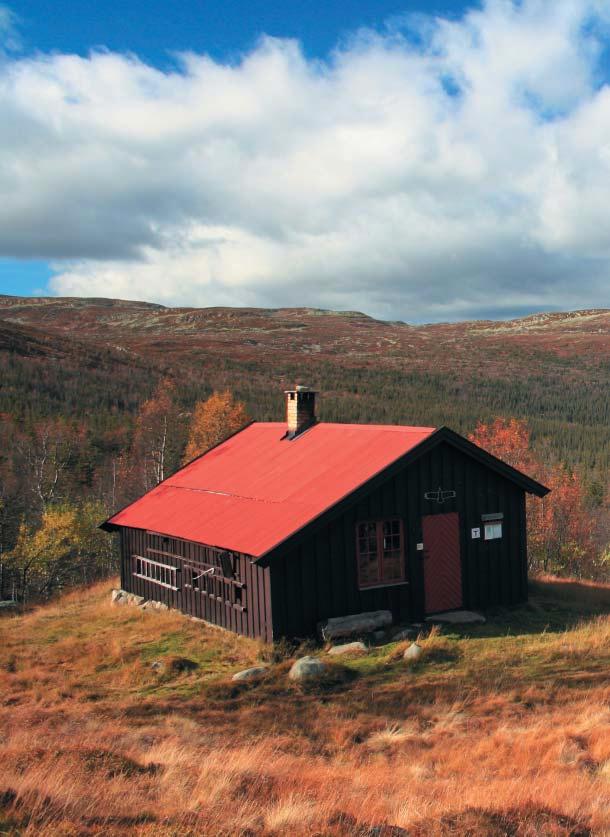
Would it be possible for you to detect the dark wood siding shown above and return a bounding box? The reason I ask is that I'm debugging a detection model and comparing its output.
[117,438,530,642]
[119,528,272,641]
[270,440,528,638]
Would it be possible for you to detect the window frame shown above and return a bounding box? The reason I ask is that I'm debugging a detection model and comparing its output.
[355,518,406,590]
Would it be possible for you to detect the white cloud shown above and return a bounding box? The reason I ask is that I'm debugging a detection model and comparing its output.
[0,4,20,53]
[1,0,610,320]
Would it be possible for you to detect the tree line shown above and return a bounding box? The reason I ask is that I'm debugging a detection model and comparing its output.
[1,342,608,602]
[0,383,250,603]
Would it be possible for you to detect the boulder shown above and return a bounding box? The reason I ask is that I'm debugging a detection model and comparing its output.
[328,641,367,656]
[232,666,269,682]
[288,656,327,681]
[168,657,198,673]
[425,610,485,625]
[140,600,168,612]
[392,627,419,642]
[111,590,145,607]
[319,610,392,641]
[403,643,423,662]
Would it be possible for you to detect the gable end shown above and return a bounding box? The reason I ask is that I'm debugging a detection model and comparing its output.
[257,426,549,565]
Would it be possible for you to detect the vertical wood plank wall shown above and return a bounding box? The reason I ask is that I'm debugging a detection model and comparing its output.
[119,529,272,641]
[118,440,529,642]
[270,441,528,638]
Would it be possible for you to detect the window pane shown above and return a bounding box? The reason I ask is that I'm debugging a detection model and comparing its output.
[359,551,380,585]
[357,522,380,585]
[382,551,403,582]
[484,523,502,540]
[382,520,404,582]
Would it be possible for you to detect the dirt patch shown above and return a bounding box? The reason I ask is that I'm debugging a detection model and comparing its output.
[80,749,162,778]
[410,804,591,836]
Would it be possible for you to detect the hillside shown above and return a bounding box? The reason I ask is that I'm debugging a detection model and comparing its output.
[0,577,608,835]
[1,295,608,376]
[1,295,609,476]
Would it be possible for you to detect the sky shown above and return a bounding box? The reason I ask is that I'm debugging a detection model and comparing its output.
[1,0,610,322]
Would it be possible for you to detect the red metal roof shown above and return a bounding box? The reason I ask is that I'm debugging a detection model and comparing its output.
[107,422,436,557]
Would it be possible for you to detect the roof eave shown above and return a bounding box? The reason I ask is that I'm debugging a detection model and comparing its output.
[435,426,551,498]
[98,418,257,534]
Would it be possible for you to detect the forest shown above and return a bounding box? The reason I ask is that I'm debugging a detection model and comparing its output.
[0,299,608,603]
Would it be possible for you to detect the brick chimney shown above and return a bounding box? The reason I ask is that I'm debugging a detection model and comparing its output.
[285,385,317,439]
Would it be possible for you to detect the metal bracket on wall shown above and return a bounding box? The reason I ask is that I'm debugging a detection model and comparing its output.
[424,486,456,503]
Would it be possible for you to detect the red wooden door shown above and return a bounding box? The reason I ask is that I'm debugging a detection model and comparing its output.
[422,512,462,614]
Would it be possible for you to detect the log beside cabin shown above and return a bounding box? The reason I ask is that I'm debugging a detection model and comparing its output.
[102,387,549,641]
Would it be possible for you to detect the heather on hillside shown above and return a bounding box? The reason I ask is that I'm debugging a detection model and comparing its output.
[0,577,608,835]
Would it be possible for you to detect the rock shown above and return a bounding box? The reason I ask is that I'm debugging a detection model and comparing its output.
[403,643,423,662]
[168,657,198,673]
[111,590,145,607]
[232,666,269,682]
[288,656,327,681]
[328,641,367,656]
[319,610,392,641]
[140,600,168,612]
[392,627,419,641]
[150,660,164,672]
[425,610,485,625]
[372,630,386,642]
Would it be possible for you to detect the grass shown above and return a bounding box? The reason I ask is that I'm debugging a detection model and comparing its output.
[0,577,608,835]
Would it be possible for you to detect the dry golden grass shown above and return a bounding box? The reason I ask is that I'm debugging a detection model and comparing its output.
[0,577,608,835]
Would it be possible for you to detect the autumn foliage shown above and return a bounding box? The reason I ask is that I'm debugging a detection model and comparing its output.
[469,418,599,578]
[183,390,250,464]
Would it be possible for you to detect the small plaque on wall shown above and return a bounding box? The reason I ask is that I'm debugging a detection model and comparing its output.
[416,542,424,551]
[471,527,481,539]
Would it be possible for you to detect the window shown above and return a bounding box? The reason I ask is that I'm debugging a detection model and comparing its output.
[356,519,405,588]
[220,551,234,578]
[484,522,503,540]
[133,555,178,590]
[190,568,200,591]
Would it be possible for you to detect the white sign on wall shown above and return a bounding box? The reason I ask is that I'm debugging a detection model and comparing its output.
[471,527,481,539]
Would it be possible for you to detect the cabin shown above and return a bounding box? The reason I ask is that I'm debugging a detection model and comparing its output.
[102,387,549,640]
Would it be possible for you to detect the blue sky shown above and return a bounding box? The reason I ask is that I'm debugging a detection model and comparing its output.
[2,0,610,321]
[13,1,470,64]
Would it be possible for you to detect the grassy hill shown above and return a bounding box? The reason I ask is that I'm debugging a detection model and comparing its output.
[0,578,609,835]
[1,296,609,476]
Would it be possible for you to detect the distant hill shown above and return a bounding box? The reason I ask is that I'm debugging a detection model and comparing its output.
[0,295,609,476]
[1,294,608,375]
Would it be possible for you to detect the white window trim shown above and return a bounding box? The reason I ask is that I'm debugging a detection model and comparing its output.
[133,554,179,590]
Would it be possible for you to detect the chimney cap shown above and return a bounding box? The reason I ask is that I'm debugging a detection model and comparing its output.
[284,384,317,394]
